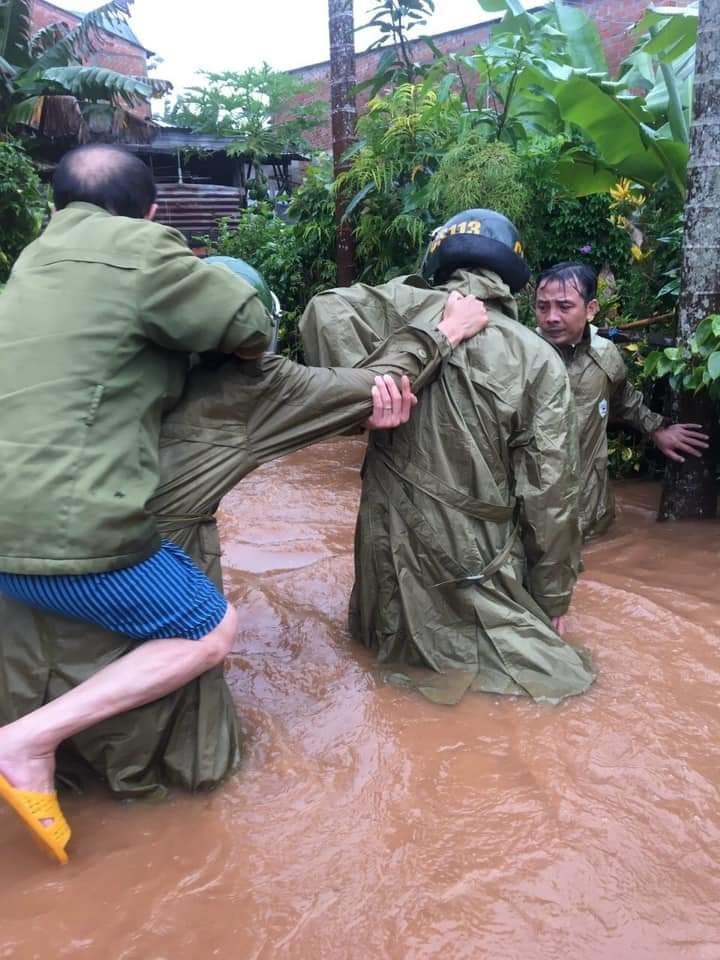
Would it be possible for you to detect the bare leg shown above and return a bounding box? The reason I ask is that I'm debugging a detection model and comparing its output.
[0,604,238,794]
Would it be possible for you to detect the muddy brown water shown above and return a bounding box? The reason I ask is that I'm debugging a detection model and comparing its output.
[1,438,719,960]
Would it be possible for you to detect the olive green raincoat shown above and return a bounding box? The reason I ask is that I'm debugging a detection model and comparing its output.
[301,270,594,705]
[543,324,665,539]
[0,202,270,574]
[0,320,450,798]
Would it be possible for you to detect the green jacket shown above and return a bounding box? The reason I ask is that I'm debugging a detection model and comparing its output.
[0,319,450,798]
[301,270,594,705]
[544,324,665,539]
[0,202,270,574]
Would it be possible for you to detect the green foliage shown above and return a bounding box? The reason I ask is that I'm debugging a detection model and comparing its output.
[0,136,46,282]
[41,65,167,108]
[450,0,694,199]
[207,164,336,358]
[653,210,684,302]
[356,0,437,94]
[203,0,693,375]
[166,65,324,147]
[429,136,529,225]
[335,87,532,283]
[166,65,324,195]
[336,82,463,281]
[288,159,336,297]
[608,429,644,477]
[644,315,720,398]
[208,208,306,358]
[518,137,631,276]
[608,340,656,478]
[0,0,171,138]
[331,0,695,292]
[605,178,684,319]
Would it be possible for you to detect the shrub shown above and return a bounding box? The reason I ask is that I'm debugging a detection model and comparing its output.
[288,159,336,300]
[208,170,336,359]
[209,207,306,357]
[0,138,46,283]
[429,137,530,227]
[518,138,631,280]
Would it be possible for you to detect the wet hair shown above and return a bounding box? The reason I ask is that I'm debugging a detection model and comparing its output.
[53,144,157,219]
[536,262,597,303]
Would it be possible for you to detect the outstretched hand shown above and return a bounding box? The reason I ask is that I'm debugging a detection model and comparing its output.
[437,290,489,347]
[653,423,709,463]
[365,374,417,430]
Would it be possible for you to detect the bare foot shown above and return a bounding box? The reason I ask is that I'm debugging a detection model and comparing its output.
[0,725,56,795]
[0,753,58,831]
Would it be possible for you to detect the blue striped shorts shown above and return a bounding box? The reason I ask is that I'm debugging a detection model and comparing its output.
[0,541,229,641]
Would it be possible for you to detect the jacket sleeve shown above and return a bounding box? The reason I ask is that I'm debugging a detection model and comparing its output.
[511,355,581,618]
[138,227,271,354]
[610,376,666,436]
[299,290,388,367]
[248,323,452,465]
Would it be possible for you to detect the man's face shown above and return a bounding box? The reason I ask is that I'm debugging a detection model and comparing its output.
[535,279,598,347]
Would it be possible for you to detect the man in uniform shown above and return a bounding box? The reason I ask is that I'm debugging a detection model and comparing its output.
[0,259,487,811]
[300,210,594,706]
[535,262,709,539]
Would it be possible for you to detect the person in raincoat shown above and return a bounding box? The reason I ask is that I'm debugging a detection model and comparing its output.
[535,262,709,539]
[300,210,595,706]
[0,258,488,808]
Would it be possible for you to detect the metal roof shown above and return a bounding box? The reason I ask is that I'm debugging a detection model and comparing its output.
[80,11,144,50]
[38,1,152,53]
[125,126,306,161]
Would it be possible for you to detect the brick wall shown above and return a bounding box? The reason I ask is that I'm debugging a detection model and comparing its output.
[287,0,685,152]
[564,0,684,70]
[30,0,149,78]
[290,20,494,151]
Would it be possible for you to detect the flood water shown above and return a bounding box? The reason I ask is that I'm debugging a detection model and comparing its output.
[2,438,719,960]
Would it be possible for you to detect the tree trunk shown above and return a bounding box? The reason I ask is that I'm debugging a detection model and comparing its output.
[328,0,357,286]
[658,391,719,519]
[659,0,720,520]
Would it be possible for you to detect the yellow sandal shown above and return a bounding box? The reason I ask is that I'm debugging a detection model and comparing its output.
[0,773,71,865]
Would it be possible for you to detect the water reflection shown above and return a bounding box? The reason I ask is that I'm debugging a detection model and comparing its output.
[1,439,718,960]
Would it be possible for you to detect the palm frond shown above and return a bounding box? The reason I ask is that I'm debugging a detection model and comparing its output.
[10,91,156,143]
[0,0,32,68]
[28,0,136,75]
[29,22,70,58]
[0,52,16,79]
[43,65,171,107]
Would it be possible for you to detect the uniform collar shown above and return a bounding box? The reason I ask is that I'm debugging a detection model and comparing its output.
[63,201,112,216]
[539,322,592,361]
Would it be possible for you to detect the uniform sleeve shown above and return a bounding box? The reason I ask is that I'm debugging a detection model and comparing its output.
[248,325,451,465]
[299,290,388,367]
[511,356,582,618]
[137,228,271,354]
[610,377,666,436]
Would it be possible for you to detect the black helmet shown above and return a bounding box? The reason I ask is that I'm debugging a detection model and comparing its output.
[421,209,530,293]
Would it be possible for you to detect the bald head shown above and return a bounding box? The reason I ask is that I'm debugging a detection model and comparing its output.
[53,145,157,219]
